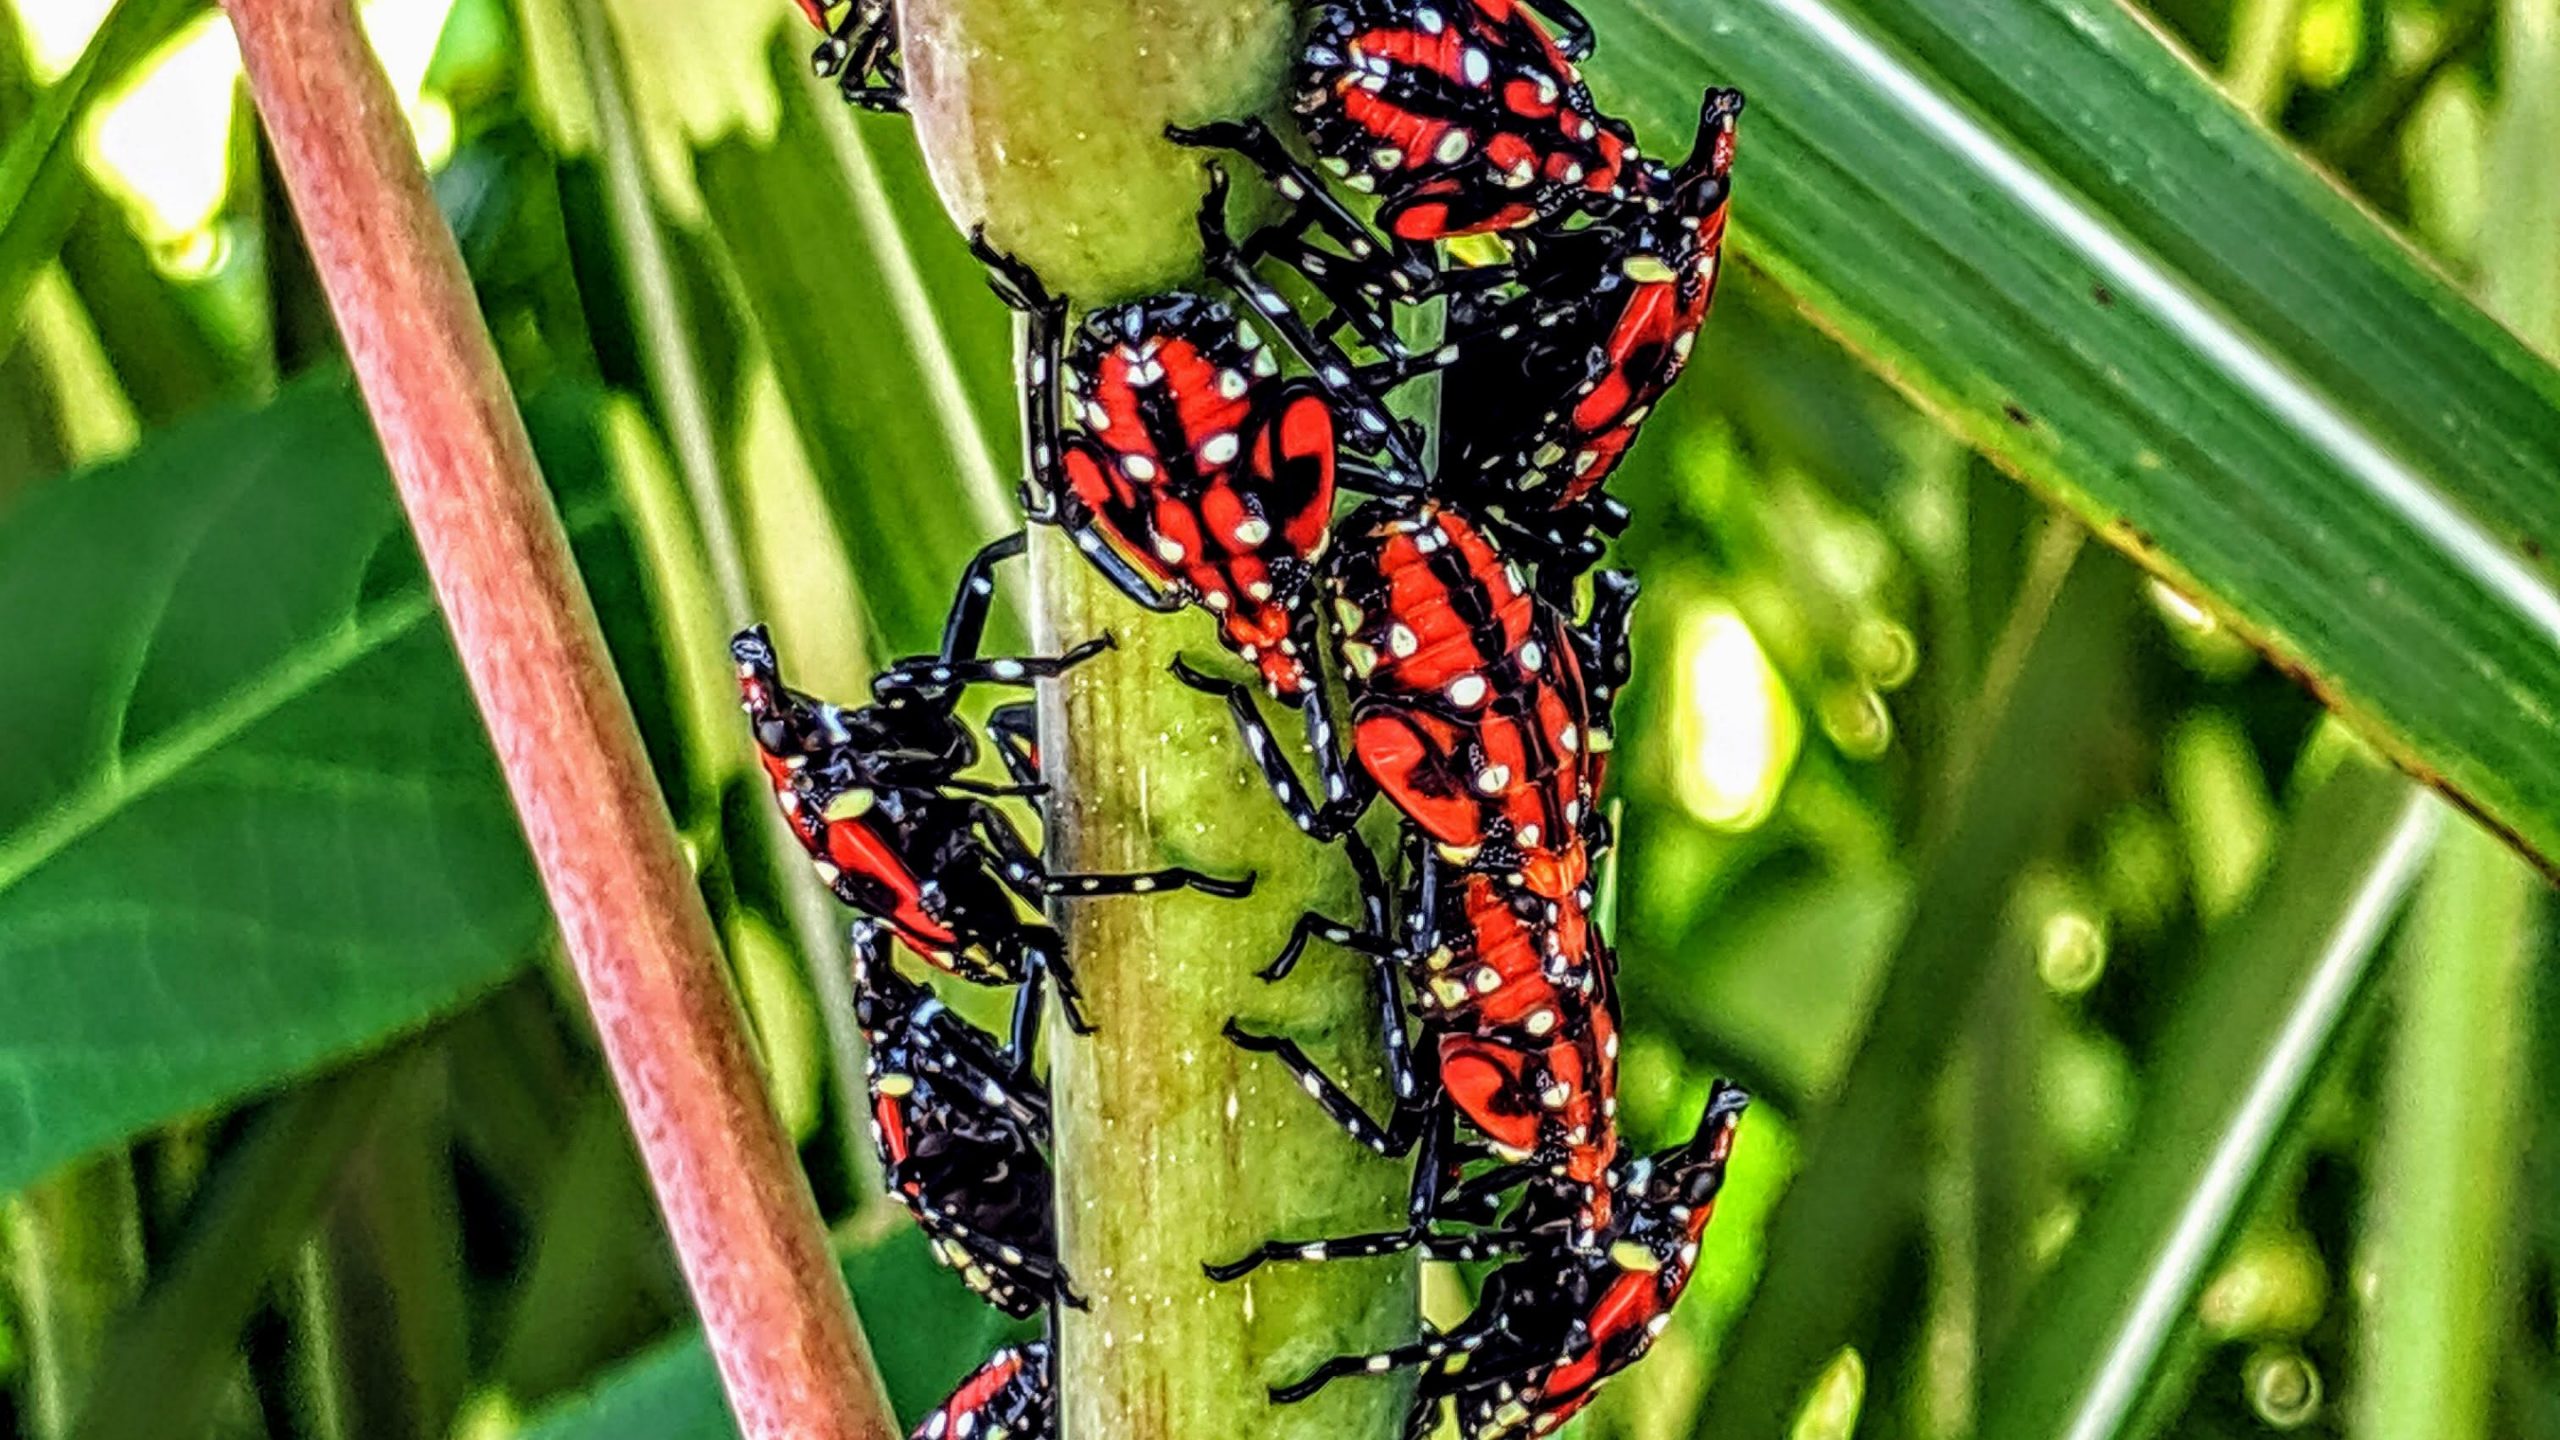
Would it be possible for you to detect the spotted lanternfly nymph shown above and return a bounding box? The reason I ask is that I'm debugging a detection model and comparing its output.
[1181,502,1612,888]
[1425,88,1743,531]
[912,1340,1056,1440]
[1212,844,1624,1262]
[791,0,905,109]
[735,534,1256,1036]
[852,923,1079,1318]
[972,176,1438,842]
[1170,0,1638,324]
[1263,1083,1748,1440]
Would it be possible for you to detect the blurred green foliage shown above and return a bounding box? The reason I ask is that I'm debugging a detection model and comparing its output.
[0,0,2554,1437]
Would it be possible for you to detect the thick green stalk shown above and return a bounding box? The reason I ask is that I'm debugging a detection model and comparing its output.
[2351,822,2535,1440]
[905,6,1418,1438]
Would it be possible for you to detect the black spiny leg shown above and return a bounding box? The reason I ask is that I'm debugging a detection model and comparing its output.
[1172,657,1367,839]
[1268,1328,1488,1406]
[991,925,1091,1039]
[1575,568,1640,707]
[1221,1019,1423,1161]
[962,799,1256,905]
[871,635,1113,699]
[1195,162,1430,490]
[1167,117,1433,321]
[935,530,1022,668]
[1207,1223,1532,1283]
[985,702,1042,790]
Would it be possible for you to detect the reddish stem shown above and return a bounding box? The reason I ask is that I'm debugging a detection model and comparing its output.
[223,3,898,1436]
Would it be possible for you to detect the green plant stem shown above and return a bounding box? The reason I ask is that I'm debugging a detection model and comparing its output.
[906,6,1420,1436]
[2352,821,2535,1440]
[4,1155,147,1440]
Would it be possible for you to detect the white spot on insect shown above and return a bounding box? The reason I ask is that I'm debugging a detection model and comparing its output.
[1387,623,1419,657]
[1519,639,1544,669]
[1216,368,1250,399]
[1474,763,1512,794]
[1417,4,1444,29]
[1462,47,1490,85]
[1526,1008,1557,1036]
[1123,453,1159,481]
[1448,674,1489,707]
[1371,146,1404,170]
[1246,580,1275,602]
[1558,723,1580,753]
[989,659,1026,680]
[1435,131,1471,163]
[1155,535,1187,563]
[1201,432,1241,466]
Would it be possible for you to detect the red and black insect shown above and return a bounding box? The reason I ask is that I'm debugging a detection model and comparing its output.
[1170,0,1636,320]
[1411,87,1744,529]
[852,923,1078,1318]
[791,0,904,110]
[971,174,1437,836]
[736,533,1255,1034]
[1264,1082,1749,1440]
[912,1340,1055,1440]
[1211,846,1624,1262]
[1179,503,1616,890]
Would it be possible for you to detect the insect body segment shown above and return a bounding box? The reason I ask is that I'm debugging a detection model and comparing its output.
[1438,87,1743,517]
[793,0,904,109]
[853,924,1079,1317]
[912,1341,1056,1440]
[1265,1084,1750,1439]
[735,535,1256,1038]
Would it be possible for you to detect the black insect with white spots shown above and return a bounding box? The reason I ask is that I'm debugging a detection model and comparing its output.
[852,922,1079,1318]
[1266,1083,1749,1440]
[736,533,1257,1038]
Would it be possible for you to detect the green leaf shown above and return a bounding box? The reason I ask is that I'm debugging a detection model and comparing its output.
[695,49,1016,647]
[2350,821,2537,1440]
[1579,0,2560,870]
[1972,757,2437,1440]
[0,376,618,1193]
[518,1229,1017,1439]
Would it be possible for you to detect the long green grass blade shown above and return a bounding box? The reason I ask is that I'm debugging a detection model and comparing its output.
[1971,757,2436,1440]
[1695,531,2140,1437]
[2351,821,2536,1440]
[1580,0,2560,870]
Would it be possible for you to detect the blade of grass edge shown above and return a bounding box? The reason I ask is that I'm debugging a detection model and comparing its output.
[1693,530,2139,1439]
[1973,760,2440,1440]
[1580,0,2560,875]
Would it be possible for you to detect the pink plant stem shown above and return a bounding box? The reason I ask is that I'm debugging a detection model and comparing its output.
[223,3,898,1436]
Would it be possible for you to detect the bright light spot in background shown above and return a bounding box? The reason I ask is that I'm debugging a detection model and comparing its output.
[1670,604,1800,831]
[14,0,459,249]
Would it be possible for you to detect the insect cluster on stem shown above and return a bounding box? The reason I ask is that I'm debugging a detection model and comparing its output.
[747,3,1751,1434]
